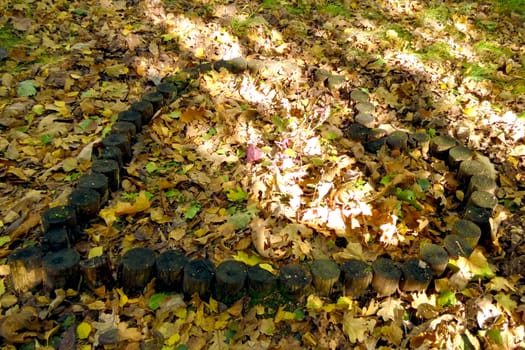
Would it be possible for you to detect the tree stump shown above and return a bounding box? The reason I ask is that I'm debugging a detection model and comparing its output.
[42,227,70,252]
[430,135,457,158]
[68,188,101,221]
[156,82,177,101]
[364,136,387,153]
[131,100,154,124]
[467,175,497,199]
[8,246,43,293]
[444,234,474,258]
[326,75,346,91]
[355,102,375,114]
[344,123,371,142]
[43,248,81,291]
[41,205,78,241]
[156,250,188,292]
[78,172,109,206]
[452,219,482,247]
[80,254,114,291]
[119,247,156,296]
[466,191,498,213]
[408,132,430,156]
[101,133,131,162]
[183,258,215,300]
[458,159,494,183]
[355,113,375,128]
[448,145,473,169]
[463,206,492,243]
[386,131,408,151]
[310,259,341,297]
[419,243,449,276]
[372,258,401,297]
[341,259,373,297]
[96,145,123,168]
[92,159,121,191]
[111,121,136,143]
[350,89,370,103]
[279,264,312,300]
[247,264,277,298]
[143,91,164,111]
[214,260,248,305]
[117,110,143,132]
[400,259,433,292]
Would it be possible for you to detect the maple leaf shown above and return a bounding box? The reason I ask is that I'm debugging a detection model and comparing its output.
[342,312,376,343]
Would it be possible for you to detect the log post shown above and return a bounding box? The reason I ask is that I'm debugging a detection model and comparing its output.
[279,264,312,300]
[341,259,373,298]
[119,247,156,296]
[247,264,277,298]
[8,246,43,293]
[43,248,81,291]
[372,258,401,297]
[310,259,341,297]
[214,260,247,305]
[419,243,449,276]
[155,250,188,292]
[183,258,215,300]
[400,259,433,292]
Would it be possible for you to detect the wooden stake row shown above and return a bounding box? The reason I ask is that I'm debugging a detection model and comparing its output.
[8,58,499,306]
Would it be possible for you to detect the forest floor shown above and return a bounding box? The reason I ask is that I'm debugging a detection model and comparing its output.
[0,0,525,349]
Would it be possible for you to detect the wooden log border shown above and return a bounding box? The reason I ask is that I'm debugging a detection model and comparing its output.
[8,57,500,305]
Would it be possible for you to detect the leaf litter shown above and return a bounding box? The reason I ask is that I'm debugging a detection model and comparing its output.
[0,0,524,349]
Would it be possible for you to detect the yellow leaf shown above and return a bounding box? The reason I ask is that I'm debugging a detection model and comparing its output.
[259,263,276,274]
[274,306,295,323]
[116,288,128,307]
[77,322,92,339]
[87,300,106,310]
[195,47,205,58]
[88,246,103,259]
[166,333,180,346]
[209,297,219,313]
[233,251,261,267]
[494,292,517,314]
[306,295,323,310]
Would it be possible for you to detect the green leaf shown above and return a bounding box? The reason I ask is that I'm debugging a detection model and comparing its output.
[145,162,158,174]
[486,327,503,345]
[203,127,217,140]
[148,293,167,310]
[396,188,416,202]
[168,111,181,119]
[184,202,201,219]
[226,186,249,202]
[294,308,305,321]
[0,236,10,248]
[41,134,53,145]
[380,174,396,185]
[417,178,430,191]
[78,119,92,130]
[17,80,37,97]
[437,290,457,307]
[228,211,253,229]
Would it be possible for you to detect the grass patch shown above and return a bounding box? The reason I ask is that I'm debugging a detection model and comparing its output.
[462,62,495,81]
[0,25,22,49]
[420,5,452,25]
[495,0,525,15]
[474,41,513,60]
[319,2,352,17]
[417,42,454,62]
